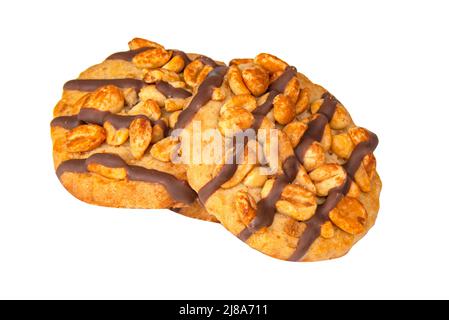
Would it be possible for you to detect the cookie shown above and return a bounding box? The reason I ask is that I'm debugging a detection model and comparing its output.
[51,38,220,221]
[174,54,381,261]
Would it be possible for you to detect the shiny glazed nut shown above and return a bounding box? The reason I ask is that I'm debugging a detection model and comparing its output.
[67,124,106,153]
[164,99,186,112]
[129,118,152,160]
[151,123,166,143]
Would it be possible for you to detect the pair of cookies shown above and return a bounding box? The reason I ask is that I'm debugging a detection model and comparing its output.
[51,38,381,262]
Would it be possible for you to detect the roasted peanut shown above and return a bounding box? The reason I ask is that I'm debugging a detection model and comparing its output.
[222,94,257,113]
[236,190,257,227]
[302,141,325,172]
[123,88,138,107]
[295,88,310,114]
[331,133,354,159]
[67,124,106,153]
[128,37,164,50]
[144,68,180,83]
[162,55,185,73]
[284,77,300,104]
[309,164,347,196]
[184,60,213,88]
[83,85,124,113]
[227,65,250,95]
[129,99,161,121]
[311,99,351,130]
[129,118,152,159]
[104,121,129,146]
[329,197,367,235]
[320,221,335,239]
[212,87,226,101]
[273,94,295,125]
[139,85,166,106]
[151,122,166,143]
[229,58,253,66]
[169,110,182,128]
[87,162,127,180]
[293,165,317,194]
[132,48,172,69]
[283,121,307,148]
[164,98,186,112]
[254,53,288,73]
[241,66,270,96]
[276,185,317,221]
[150,137,179,162]
[218,107,254,137]
[243,167,268,188]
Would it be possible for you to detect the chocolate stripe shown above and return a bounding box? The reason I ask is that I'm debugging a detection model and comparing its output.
[50,116,83,130]
[63,79,146,92]
[56,153,196,204]
[51,108,168,135]
[196,55,219,67]
[239,156,300,241]
[106,47,154,61]
[174,66,228,129]
[288,132,378,261]
[155,81,192,99]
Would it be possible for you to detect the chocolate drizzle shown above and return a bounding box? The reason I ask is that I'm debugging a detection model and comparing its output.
[196,55,219,67]
[288,132,378,261]
[106,47,154,61]
[174,65,228,130]
[51,108,168,135]
[56,153,197,204]
[155,81,192,99]
[63,79,146,92]
[50,116,83,130]
[294,93,339,163]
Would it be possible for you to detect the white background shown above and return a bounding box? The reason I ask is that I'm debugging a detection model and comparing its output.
[0,0,448,299]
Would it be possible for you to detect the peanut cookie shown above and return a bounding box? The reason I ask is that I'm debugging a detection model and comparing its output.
[51,38,220,221]
[176,54,381,261]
